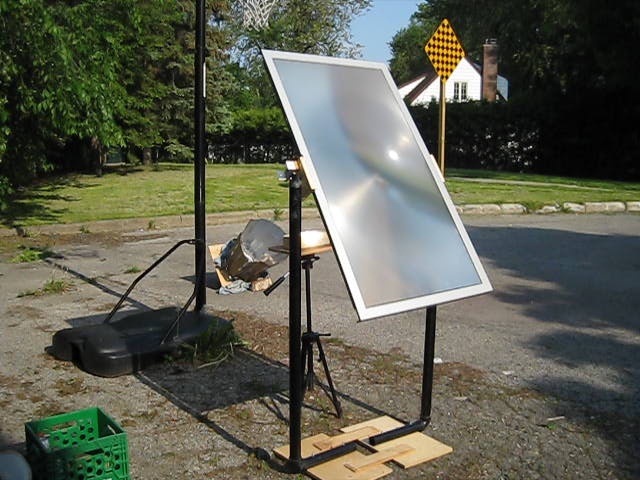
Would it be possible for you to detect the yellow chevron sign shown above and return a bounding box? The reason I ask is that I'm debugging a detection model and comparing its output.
[424,19,465,81]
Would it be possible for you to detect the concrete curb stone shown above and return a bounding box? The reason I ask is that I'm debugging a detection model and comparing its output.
[1,202,638,238]
[535,204,561,214]
[460,204,501,215]
[500,203,527,214]
[563,202,586,214]
[585,201,626,213]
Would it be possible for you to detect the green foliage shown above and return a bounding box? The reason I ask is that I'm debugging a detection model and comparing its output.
[11,246,54,264]
[389,17,438,84]
[0,0,235,201]
[180,319,245,368]
[410,99,541,173]
[212,107,295,163]
[272,207,284,221]
[0,175,11,211]
[229,0,371,109]
[18,277,73,297]
[391,0,640,179]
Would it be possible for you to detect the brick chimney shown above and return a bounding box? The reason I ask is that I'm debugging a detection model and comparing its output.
[482,39,499,102]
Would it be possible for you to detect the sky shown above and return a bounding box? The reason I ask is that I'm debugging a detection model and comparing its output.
[351,0,422,64]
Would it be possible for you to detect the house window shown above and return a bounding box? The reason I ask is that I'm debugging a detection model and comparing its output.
[453,82,468,102]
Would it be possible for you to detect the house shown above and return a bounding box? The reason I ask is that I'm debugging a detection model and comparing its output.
[398,40,509,106]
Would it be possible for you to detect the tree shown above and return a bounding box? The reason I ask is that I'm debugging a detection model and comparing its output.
[229,0,372,108]
[388,0,640,179]
[389,16,437,84]
[0,0,234,202]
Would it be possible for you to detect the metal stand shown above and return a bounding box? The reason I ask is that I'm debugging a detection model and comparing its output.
[285,165,438,472]
[194,0,207,311]
[300,255,342,418]
[287,169,303,470]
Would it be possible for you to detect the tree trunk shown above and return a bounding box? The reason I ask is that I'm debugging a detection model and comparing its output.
[89,136,105,177]
[142,148,152,166]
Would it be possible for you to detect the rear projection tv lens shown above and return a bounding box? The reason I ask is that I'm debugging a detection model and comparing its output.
[263,50,492,320]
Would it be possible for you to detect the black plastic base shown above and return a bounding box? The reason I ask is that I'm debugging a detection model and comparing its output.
[47,307,214,377]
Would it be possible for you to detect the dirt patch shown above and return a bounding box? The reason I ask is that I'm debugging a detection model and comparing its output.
[0,230,166,259]
[1,308,638,479]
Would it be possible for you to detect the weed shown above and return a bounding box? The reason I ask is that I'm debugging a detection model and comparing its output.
[42,278,72,294]
[124,265,142,274]
[11,246,54,263]
[181,319,246,368]
[15,226,32,238]
[17,289,38,298]
[147,219,156,230]
[17,277,73,297]
[272,207,284,221]
[79,225,91,234]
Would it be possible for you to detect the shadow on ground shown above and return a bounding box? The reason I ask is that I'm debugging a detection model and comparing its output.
[469,224,640,476]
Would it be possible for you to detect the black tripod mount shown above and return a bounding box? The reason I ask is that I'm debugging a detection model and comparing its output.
[300,254,342,417]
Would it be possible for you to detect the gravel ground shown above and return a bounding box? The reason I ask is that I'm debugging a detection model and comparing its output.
[1,225,639,479]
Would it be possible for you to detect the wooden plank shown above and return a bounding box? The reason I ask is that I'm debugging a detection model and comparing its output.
[208,244,232,287]
[307,451,392,480]
[340,416,404,436]
[312,426,380,451]
[273,433,331,461]
[269,244,333,257]
[344,444,414,473]
[370,432,453,469]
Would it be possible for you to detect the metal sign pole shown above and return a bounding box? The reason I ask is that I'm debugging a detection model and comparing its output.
[194,0,207,310]
[425,18,465,177]
[438,79,446,175]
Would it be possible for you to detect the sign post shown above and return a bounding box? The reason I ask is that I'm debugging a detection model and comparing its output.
[424,19,465,175]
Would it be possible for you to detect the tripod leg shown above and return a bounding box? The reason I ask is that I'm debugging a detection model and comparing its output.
[315,339,343,418]
[301,337,315,392]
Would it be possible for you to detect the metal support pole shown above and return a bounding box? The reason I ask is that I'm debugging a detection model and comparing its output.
[194,0,207,310]
[288,171,303,470]
[437,79,446,175]
[369,305,437,446]
[304,259,314,390]
[421,305,437,421]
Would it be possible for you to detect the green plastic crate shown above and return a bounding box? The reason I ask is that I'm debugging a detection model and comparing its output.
[25,407,129,480]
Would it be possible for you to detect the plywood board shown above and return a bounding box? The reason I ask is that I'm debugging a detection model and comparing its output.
[307,451,392,480]
[274,426,379,462]
[339,416,404,436]
[273,434,331,461]
[344,444,414,473]
[312,426,380,451]
[208,244,232,287]
[370,432,452,469]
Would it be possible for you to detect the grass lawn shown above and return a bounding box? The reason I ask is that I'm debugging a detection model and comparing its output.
[1,163,298,227]
[2,163,639,227]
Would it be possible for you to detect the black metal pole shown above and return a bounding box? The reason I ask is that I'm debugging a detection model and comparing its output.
[194,0,206,310]
[421,305,437,421]
[369,305,437,446]
[288,171,303,470]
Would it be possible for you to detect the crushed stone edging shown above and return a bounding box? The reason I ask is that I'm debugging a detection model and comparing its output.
[456,201,639,216]
[1,202,638,238]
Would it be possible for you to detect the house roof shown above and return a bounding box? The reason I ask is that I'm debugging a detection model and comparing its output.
[399,69,438,105]
[400,57,508,103]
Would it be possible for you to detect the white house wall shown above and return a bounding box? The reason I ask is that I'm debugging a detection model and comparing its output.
[397,76,425,97]
[497,75,508,100]
[411,59,482,105]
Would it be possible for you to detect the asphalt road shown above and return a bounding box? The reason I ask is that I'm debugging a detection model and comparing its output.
[15,213,638,418]
[206,214,640,417]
